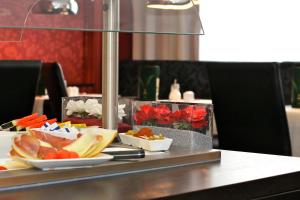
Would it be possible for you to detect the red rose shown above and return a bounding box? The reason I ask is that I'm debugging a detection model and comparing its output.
[133,111,147,125]
[133,104,155,125]
[154,104,173,125]
[191,120,208,129]
[140,104,155,116]
[172,110,182,121]
[181,106,195,122]
[191,107,207,122]
[154,104,171,118]
[180,106,208,128]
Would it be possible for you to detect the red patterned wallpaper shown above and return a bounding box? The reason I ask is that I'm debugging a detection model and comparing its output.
[0,0,133,91]
[0,29,85,83]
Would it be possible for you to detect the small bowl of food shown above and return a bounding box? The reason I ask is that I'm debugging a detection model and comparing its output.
[119,128,173,151]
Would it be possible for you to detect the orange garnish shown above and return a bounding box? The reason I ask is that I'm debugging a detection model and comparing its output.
[134,128,154,137]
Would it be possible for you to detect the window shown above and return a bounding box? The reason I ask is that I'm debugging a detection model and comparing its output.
[199,0,300,61]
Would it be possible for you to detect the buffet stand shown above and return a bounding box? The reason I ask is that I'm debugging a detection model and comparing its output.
[2,2,300,199]
[0,0,221,191]
[0,146,220,190]
[2,150,300,200]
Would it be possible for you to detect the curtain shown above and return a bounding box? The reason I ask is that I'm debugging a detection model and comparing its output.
[131,1,200,60]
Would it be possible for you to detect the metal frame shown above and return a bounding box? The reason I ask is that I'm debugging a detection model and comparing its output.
[102,0,120,130]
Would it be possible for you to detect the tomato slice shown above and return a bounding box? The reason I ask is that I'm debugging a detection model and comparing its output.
[56,150,80,159]
[41,149,80,160]
[0,166,7,170]
[69,151,80,158]
[43,152,58,160]
[57,150,71,159]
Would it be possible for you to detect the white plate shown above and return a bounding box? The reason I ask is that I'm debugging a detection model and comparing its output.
[0,131,20,158]
[14,153,114,170]
[0,158,31,171]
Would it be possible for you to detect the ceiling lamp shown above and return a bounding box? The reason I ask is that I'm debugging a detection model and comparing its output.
[147,0,199,10]
[32,0,79,15]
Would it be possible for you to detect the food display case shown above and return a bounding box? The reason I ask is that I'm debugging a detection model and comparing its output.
[130,100,213,149]
[0,0,220,192]
[0,0,204,129]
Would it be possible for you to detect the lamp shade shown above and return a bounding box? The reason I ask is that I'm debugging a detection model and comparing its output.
[147,0,198,10]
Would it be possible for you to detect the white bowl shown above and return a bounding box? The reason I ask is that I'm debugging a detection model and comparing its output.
[119,133,173,151]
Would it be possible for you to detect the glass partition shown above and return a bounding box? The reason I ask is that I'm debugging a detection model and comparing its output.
[0,0,203,130]
[0,0,203,35]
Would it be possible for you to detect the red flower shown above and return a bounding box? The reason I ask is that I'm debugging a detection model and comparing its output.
[140,104,155,116]
[134,104,209,130]
[133,104,155,125]
[154,104,171,118]
[154,104,173,125]
[181,106,208,128]
[191,107,207,122]
[191,120,208,129]
[133,111,146,125]
[171,110,182,121]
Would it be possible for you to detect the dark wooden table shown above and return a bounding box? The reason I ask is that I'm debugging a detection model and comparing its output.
[1,150,300,200]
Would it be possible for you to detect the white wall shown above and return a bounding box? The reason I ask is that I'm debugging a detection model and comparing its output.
[199,0,300,61]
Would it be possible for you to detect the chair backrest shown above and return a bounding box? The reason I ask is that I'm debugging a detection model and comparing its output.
[206,61,291,156]
[41,62,68,121]
[0,60,41,124]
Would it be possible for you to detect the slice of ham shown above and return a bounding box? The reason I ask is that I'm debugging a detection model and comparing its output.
[30,130,74,149]
[14,134,40,158]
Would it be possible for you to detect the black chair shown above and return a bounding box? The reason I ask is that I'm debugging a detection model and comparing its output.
[0,60,42,124]
[41,62,68,121]
[279,62,300,105]
[206,62,291,156]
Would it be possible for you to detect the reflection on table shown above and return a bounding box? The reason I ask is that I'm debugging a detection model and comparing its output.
[286,106,300,156]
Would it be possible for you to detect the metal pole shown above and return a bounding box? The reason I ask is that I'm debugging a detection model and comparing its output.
[102,0,119,130]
